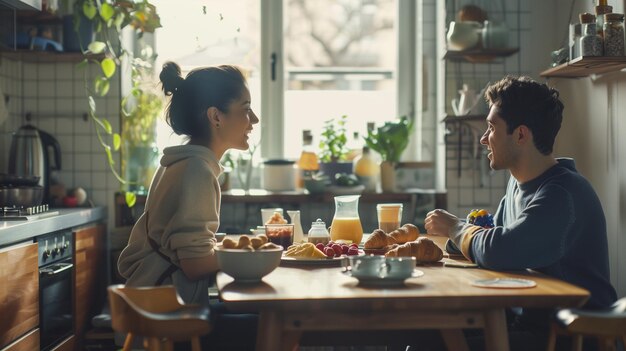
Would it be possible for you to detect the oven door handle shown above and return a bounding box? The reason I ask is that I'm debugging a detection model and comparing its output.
[40,262,73,276]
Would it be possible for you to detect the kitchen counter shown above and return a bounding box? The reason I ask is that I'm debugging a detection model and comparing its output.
[0,207,107,247]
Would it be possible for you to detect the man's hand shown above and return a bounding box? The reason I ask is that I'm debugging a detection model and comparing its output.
[425,209,462,238]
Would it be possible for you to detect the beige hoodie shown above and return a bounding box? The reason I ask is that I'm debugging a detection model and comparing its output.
[118,144,223,304]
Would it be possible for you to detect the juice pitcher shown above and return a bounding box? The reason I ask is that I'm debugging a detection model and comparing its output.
[330,195,363,244]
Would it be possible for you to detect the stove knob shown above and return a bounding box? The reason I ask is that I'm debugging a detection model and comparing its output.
[42,249,51,260]
[52,247,59,258]
[59,246,66,255]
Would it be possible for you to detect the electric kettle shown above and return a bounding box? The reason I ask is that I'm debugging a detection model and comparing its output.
[8,125,62,203]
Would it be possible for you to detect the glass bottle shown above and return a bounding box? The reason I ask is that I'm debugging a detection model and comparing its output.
[603,13,625,56]
[330,195,363,244]
[579,13,603,56]
[307,218,330,245]
[345,131,362,161]
[297,130,319,188]
[353,146,379,193]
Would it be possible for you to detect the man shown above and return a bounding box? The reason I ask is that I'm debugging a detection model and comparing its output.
[425,76,616,350]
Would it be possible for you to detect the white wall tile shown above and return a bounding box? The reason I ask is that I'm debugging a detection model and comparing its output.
[74,154,93,171]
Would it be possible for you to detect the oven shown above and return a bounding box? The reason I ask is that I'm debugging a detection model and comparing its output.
[37,230,73,351]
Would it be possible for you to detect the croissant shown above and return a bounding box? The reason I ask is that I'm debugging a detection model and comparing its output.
[384,237,443,262]
[364,229,397,249]
[388,224,420,244]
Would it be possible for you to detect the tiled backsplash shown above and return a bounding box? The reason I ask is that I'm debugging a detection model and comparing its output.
[0,54,121,229]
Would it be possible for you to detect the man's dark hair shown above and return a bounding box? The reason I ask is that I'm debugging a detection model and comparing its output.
[485,76,564,155]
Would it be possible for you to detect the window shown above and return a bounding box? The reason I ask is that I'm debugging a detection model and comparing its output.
[151,0,421,163]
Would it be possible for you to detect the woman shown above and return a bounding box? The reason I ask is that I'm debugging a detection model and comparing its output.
[118,61,259,305]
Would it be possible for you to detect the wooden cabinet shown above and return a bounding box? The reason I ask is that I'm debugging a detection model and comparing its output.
[1,329,39,351]
[50,335,75,351]
[73,224,106,351]
[0,242,38,349]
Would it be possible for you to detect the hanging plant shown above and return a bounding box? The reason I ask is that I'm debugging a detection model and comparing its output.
[73,0,162,206]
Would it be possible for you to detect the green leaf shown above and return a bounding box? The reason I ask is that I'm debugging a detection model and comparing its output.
[100,2,115,21]
[82,0,97,20]
[101,58,116,78]
[94,77,110,96]
[125,192,137,208]
[88,41,106,54]
[88,96,96,113]
[76,59,88,70]
[113,133,121,151]
[102,118,112,134]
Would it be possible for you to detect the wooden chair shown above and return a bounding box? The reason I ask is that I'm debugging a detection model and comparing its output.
[108,284,212,351]
[546,297,626,351]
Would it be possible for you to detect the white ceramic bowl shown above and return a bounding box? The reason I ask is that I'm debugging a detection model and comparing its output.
[215,247,283,283]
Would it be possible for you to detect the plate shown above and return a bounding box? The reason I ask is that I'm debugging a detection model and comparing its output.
[471,278,537,289]
[280,255,348,266]
[346,269,425,286]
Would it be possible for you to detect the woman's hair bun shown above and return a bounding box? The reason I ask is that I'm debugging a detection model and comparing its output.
[160,61,184,96]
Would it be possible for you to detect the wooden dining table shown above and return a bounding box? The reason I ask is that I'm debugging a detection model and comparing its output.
[216,237,590,351]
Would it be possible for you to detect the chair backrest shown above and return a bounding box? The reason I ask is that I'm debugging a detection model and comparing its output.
[107,284,210,338]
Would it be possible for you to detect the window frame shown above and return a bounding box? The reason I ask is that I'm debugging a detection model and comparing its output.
[260,0,420,161]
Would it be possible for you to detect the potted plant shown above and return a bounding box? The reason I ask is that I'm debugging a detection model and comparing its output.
[364,116,414,192]
[318,115,352,183]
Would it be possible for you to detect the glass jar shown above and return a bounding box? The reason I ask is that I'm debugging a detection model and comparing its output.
[603,13,625,56]
[579,13,603,56]
[307,218,330,245]
[595,5,612,37]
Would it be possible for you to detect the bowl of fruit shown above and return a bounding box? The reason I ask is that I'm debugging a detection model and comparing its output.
[216,235,283,283]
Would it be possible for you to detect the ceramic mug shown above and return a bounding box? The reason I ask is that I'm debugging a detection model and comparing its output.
[482,21,509,49]
[446,21,482,51]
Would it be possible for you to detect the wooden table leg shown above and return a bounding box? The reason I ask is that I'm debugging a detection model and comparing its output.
[483,309,509,351]
[440,329,470,351]
[256,310,283,351]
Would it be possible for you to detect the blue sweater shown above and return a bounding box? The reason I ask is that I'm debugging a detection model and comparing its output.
[470,158,616,309]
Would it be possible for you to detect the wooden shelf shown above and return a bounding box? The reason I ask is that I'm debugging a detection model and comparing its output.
[444,48,519,63]
[442,114,486,123]
[0,50,105,63]
[540,56,626,78]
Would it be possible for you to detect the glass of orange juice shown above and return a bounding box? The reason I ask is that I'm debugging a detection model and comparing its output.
[330,195,363,244]
[376,203,403,233]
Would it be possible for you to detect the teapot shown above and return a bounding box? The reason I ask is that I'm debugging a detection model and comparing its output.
[451,84,482,116]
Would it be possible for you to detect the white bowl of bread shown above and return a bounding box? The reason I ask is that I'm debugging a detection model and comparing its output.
[215,234,283,282]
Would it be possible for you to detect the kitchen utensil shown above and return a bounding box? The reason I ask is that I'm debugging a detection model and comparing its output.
[451,84,482,116]
[0,173,40,186]
[0,185,44,207]
[9,124,62,203]
[262,159,296,192]
[482,20,509,49]
[330,195,363,244]
[446,21,482,51]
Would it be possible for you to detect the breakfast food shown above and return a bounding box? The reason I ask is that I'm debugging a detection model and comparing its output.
[467,209,494,228]
[218,235,279,251]
[384,237,443,263]
[265,211,288,224]
[364,229,397,249]
[284,243,327,258]
[363,224,420,249]
[389,224,420,243]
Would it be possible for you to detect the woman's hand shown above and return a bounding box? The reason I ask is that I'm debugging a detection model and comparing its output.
[425,209,461,237]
